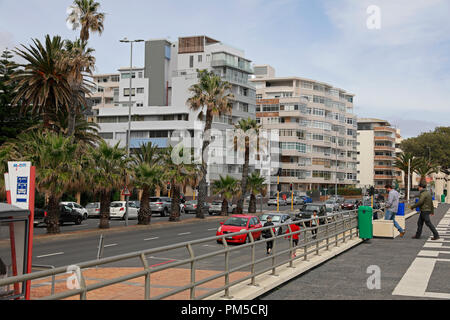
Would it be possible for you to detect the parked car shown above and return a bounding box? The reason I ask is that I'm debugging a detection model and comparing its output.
[34,205,84,226]
[299,196,313,204]
[341,199,358,211]
[85,202,100,218]
[267,197,287,206]
[149,197,172,217]
[329,195,345,203]
[184,200,210,214]
[259,213,294,235]
[325,199,340,212]
[109,201,139,220]
[216,215,263,244]
[286,196,303,205]
[297,203,327,225]
[60,202,89,220]
[209,200,235,215]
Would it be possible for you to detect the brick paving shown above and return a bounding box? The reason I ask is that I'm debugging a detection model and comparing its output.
[30,267,250,300]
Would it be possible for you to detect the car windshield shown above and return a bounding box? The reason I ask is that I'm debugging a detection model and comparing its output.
[306,205,320,211]
[150,198,161,202]
[325,200,334,204]
[224,217,248,227]
[186,200,197,205]
[344,200,353,204]
[86,203,98,208]
[212,201,221,205]
[110,202,124,208]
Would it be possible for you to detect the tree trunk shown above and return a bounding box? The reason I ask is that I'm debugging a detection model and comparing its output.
[99,190,111,229]
[248,194,257,214]
[196,111,213,219]
[46,195,60,234]
[67,86,79,136]
[169,185,181,222]
[221,198,228,216]
[236,139,250,214]
[138,186,151,225]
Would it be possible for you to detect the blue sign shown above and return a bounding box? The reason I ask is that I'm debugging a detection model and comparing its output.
[17,176,28,195]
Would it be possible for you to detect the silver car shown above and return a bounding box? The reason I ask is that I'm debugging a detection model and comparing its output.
[209,201,235,215]
[150,197,172,217]
[268,197,287,206]
[184,200,210,214]
[259,213,294,235]
[86,202,100,218]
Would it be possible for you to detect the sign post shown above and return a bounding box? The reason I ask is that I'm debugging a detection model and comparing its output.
[121,187,131,226]
[6,162,35,300]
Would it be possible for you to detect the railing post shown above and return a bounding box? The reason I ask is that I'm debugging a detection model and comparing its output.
[248,232,258,286]
[270,228,277,276]
[287,225,294,268]
[187,244,196,300]
[79,271,87,300]
[316,224,320,256]
[222,237,232,299]
[303,229,308,261]
[140,253,150,300]
[326,223,330,251]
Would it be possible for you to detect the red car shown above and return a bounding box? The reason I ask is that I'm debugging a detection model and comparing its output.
[216,215,263,244]
[341,199,357,210]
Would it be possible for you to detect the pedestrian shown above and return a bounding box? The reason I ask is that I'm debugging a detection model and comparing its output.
[262,216,275,254]
[285,218,301,258]
[411,182,440,240]
[384,184,406,237]
[0,258,7,295]
[311,210,319,240]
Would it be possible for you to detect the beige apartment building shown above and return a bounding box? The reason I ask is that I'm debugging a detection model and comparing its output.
[250,65,358,194]
[87,73,120,122]
[357,118,403,191]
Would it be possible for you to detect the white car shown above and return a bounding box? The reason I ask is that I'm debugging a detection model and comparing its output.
[86,202,100,218]
[109,201,139,220]
[60,202,89,220]
[268,198,287,206]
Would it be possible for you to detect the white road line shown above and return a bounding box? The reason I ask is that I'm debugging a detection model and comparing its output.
[208,228,218,231]
[178,232,191,236]
[104,244,118,248]
[144,237,159,241]
[393,257,436,297]
[36,252,64,258]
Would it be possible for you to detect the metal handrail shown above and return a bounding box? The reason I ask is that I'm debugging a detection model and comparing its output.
[0,209,375,300]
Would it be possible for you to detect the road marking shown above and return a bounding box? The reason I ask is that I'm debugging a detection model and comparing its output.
[104,244,118,248]
[208,228,218,231]
[144,237,159,241]
[178,232,191,236]
[36,252,64,258]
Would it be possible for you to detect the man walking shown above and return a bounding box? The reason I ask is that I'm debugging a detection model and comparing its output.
[411,182,440,240]
[384,184,406,237]
[262,216,275,254]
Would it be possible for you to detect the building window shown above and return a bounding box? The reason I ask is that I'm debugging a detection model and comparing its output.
[137,88,144,94]
[124,88,135,96]
[121,72,135,79]
[99,132,113,140]
[189,55,194,68]
[111,75,120,82]
[198,55,202,63]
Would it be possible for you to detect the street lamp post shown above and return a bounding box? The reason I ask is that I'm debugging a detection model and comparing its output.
[120,38,144,226]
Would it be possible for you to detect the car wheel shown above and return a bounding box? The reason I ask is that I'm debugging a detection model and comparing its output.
[83,213,88,220]
[75,216,82,225]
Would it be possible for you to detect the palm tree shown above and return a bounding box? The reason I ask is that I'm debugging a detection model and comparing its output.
[414,158,439,185]
[8,131,81,234]
[131,142,163,225]
[187,69,234,219]
[394,152,420,190]
[67,0,105,43]
[88,141,129,229]
[11,35,73,127]
[212,175,240,216]
[60,38,96,136]
[162,145,199,222]
[246,171,267,213]
[234,117,261,214]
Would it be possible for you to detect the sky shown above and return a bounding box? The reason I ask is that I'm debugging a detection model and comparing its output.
[1,0,449,138]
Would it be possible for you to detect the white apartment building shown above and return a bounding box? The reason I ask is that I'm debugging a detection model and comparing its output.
[93,36,257,194]
[250,65,358,194]
[357,118,403,191]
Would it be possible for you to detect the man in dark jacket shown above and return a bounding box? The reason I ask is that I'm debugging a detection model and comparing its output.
[411,183,440,240]
[263,216,275,254]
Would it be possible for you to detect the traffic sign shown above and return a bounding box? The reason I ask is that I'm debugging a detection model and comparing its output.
[121,187,131,196]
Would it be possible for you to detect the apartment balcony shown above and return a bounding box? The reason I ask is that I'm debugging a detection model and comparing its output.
[211,59,253,74]
[374,146,395,152]
[374,126,397,133]
[374,136,395,143]
[374,155,396,161]
[374,175,396,180]
[374,165,396,170]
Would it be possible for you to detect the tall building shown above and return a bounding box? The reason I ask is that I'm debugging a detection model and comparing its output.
[250,65,358,194]
[357,118,403,190]
[93,35,257,194]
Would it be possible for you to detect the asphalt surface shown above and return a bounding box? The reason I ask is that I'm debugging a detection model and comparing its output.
[259,203,450,300]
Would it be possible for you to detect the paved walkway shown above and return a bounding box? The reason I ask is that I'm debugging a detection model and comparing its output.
[260,204,450,300]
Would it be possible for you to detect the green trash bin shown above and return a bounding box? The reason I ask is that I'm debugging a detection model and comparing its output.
[358,206,373,240]
[442,194,446,203]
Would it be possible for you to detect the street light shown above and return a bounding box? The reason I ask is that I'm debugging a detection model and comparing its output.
[119,37,144,226]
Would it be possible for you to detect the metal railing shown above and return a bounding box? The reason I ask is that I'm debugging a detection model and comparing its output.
[0,209,369,300]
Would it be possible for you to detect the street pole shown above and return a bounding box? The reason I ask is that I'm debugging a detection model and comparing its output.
[335,135,338,199]
[407,158,411,203]
[277,175,280,213]
[120,38,144,227]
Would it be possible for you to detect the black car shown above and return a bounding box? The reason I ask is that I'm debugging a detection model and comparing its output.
[34,205,83,226]
[297,203,327,226]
